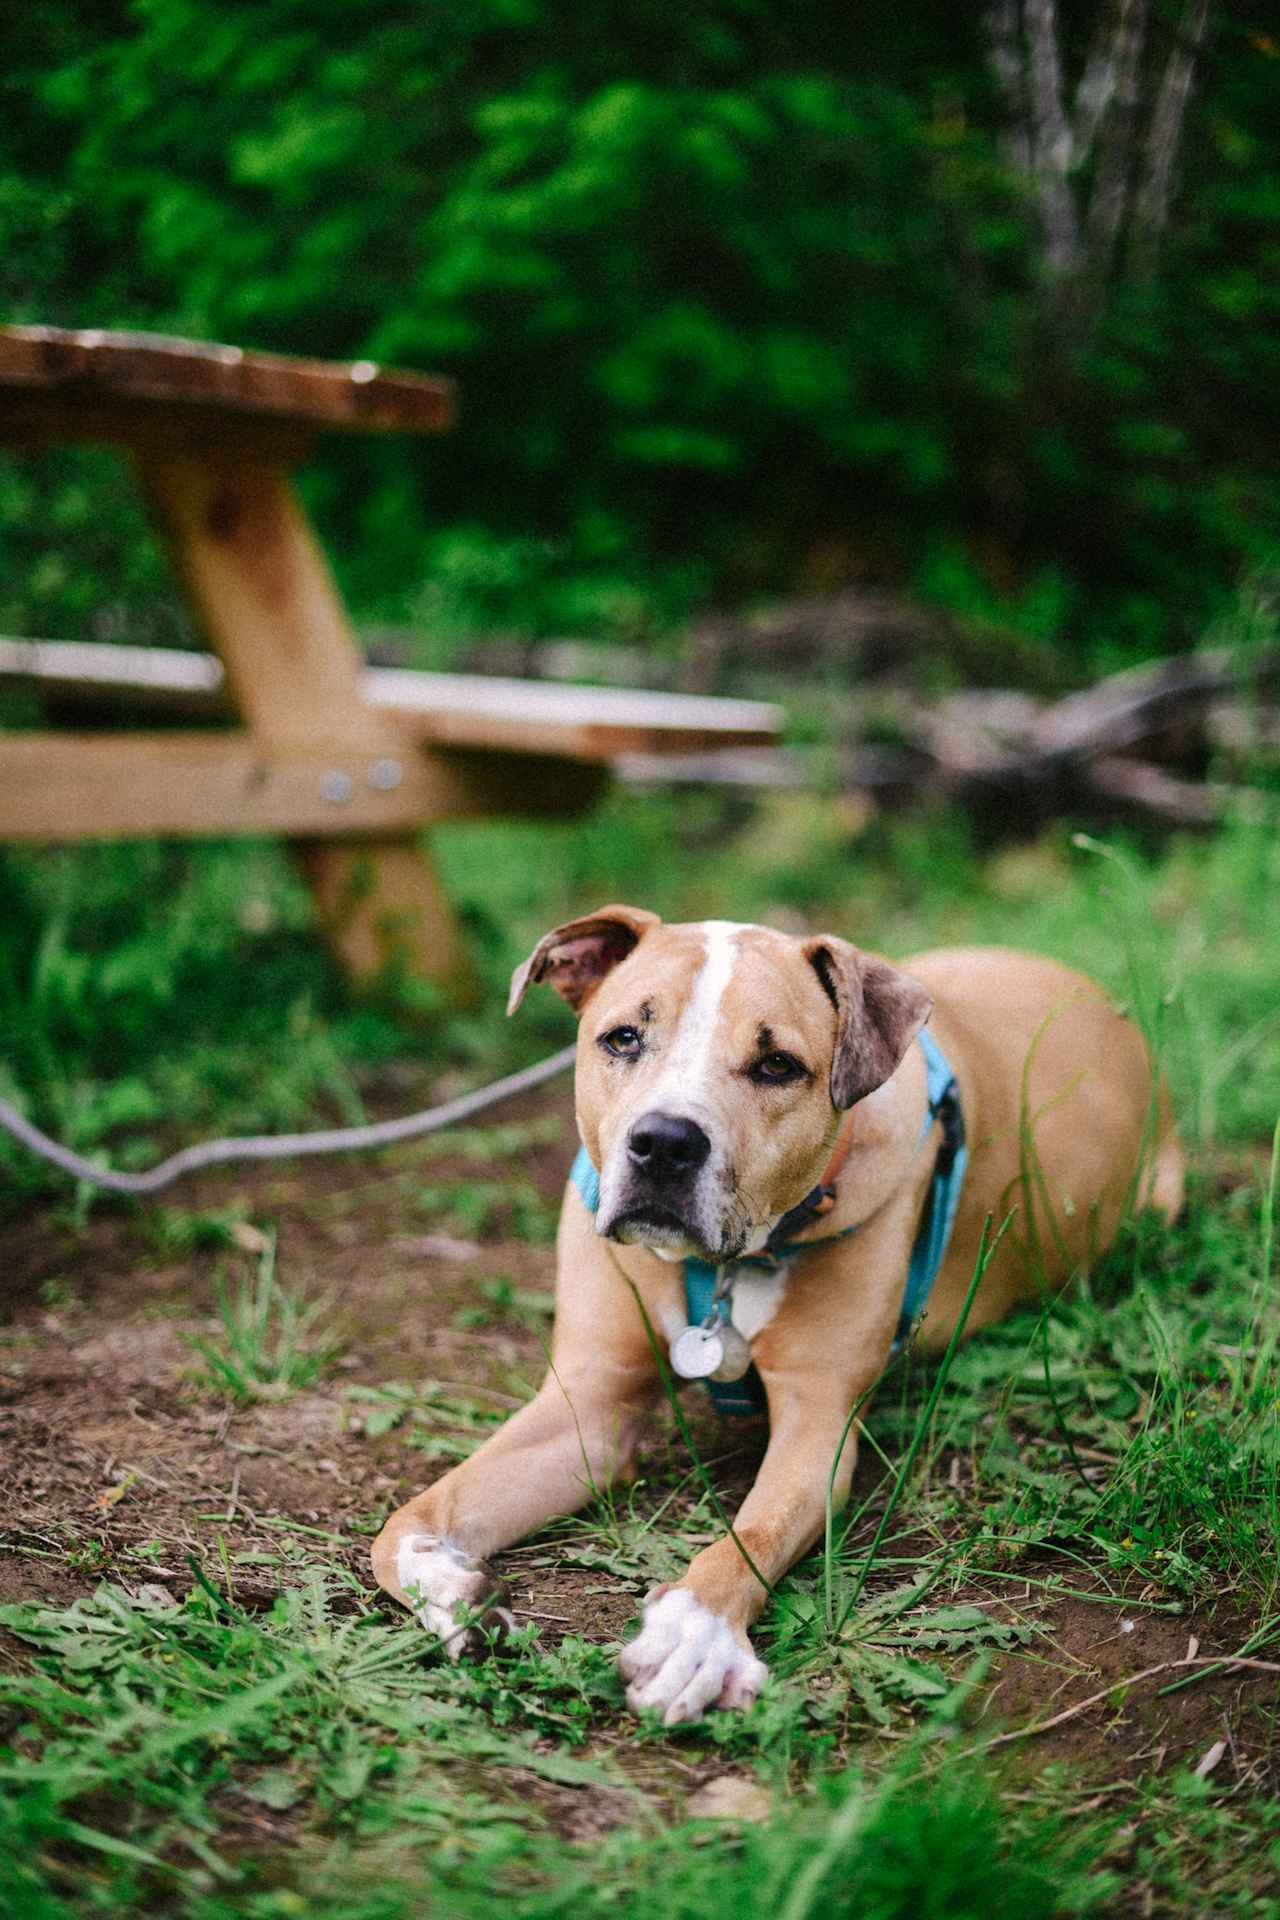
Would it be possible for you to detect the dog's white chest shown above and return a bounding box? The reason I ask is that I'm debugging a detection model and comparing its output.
[657,1261,790,1350]
[725,1264,789,1342]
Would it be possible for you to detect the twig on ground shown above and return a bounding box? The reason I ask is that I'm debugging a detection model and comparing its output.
[969,1653,1280,1755]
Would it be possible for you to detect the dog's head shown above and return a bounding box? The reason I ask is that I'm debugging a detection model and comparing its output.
[509,907,931,1263]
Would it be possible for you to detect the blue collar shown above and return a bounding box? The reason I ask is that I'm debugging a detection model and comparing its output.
[569,1027,968,1417]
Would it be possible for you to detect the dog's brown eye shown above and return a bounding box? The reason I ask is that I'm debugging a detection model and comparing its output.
[750,1050,805,1085]
[600,1026,643,1058]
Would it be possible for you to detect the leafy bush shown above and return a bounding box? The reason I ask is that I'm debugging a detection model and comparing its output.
[1,4,1278,656]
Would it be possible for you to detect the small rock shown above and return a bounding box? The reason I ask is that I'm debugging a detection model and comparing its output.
[687,1775,772,1823]
[134,1583,178,1610]
[396,1233,480,1263]
[230,1222,270,1255]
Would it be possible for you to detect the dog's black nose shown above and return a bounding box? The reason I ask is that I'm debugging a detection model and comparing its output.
[627,1112,711,1180]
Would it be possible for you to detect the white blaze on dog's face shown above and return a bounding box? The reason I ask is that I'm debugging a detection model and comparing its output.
[508,907,931,1263]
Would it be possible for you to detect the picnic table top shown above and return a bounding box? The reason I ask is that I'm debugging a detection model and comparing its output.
[0,325,454,441]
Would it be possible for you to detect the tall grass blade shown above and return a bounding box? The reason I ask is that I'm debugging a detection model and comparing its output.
[835,1211,1013,1634]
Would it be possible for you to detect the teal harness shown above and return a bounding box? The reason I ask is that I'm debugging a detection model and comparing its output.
[570,1027,968,1417]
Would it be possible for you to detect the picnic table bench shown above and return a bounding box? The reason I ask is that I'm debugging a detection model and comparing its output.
[0,326,779,996]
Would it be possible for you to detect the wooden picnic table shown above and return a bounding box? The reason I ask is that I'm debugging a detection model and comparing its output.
[0,326,780,995]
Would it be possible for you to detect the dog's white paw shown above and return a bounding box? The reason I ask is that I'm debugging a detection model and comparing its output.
[396,1534,512,1658]
[618,1588,767,1725]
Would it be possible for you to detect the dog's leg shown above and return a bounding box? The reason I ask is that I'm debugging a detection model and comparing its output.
[371,1198,671,1655]
[617,1372,875,1723]
[371,1370,650,1654]
[619,1198,918,1725]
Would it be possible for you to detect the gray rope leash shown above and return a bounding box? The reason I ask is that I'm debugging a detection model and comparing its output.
[0,1044,577,1196]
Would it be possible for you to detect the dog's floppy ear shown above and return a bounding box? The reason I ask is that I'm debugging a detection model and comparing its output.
[804,935,932,1109]
[507,905,661,1016]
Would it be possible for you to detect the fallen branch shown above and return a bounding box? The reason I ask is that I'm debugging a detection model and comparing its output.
[895,644,1280,833]
[1032,643,1279,758]
[1086,755,1269,827]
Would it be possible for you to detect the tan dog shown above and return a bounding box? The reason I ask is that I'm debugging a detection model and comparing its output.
[373,910,1183,1723]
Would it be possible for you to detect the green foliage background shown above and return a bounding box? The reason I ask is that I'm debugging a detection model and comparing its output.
[2,1,1279,659]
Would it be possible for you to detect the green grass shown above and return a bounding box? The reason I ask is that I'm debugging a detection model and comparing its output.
[854,1178,1280,1612]
[2,801,1279,1914]
[0,1564,1105,1920]
[342,1379,508,1459]
[409,1174,559,1244]
[3,807,1278,1211]
[184,1232,338,1403]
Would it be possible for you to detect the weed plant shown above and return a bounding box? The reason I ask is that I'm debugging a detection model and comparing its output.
[184,1232,337,1403]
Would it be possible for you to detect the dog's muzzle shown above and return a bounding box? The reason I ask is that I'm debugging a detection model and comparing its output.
[599,1109,718,1255]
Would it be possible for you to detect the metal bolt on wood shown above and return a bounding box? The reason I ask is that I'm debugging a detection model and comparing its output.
[368,756,403,790]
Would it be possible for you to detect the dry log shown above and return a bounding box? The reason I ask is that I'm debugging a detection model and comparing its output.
[613,746,807,788]
[1086,756,1268,828]
[1031,645,1280,758]
[1207,701,1280,758]
[851,644,1279,834]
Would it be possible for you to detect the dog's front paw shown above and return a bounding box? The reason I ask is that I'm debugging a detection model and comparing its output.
[618,1587,767,1725]
[394,1534,513,1658]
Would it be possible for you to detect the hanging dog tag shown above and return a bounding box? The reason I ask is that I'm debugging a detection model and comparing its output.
[670,1324,724,1380]
[710,1323,753,1382]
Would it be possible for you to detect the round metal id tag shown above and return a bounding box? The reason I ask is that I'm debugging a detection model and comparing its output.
[669,1324,724,1380]
[710,1324,753,1383]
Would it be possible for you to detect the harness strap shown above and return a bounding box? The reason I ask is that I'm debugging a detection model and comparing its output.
[898,1029,967,1334]
[570,1027,968,1419]
[572,1153,602,1214]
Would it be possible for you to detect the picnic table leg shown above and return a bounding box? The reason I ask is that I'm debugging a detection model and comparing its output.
[132,448,474,999]
[294,834,473,1000]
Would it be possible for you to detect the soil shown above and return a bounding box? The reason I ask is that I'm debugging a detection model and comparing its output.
[1,1083,1275,1818]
